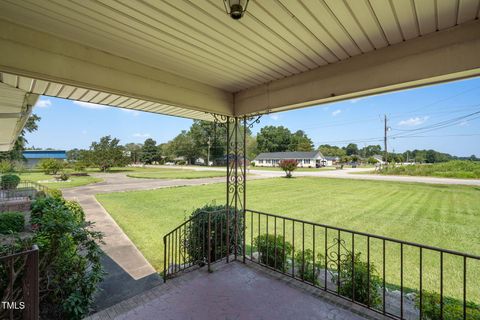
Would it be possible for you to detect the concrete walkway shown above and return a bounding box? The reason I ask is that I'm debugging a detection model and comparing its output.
[62,173,246,311]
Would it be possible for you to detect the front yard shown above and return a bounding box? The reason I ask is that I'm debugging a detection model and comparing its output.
[17,171,102,189]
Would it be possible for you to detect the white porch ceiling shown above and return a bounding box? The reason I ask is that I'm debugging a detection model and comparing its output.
[0,0,479,152]
[1,0,478,93]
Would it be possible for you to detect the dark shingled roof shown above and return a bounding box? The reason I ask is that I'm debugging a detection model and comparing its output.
[254,151,323,160]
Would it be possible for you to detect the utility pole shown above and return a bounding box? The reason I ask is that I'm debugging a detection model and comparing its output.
[207,136,211,166]
[384,115,388,164]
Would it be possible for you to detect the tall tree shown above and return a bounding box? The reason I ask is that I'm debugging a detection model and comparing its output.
[290,130,314,151]
[171,130,201,164]
[140,138,159,164]
[318,144,346,157]
[84,136,128,171]
[256,126,292,153]
[124,143,143,164]
[344,143,359,156]
[0,114,41,161]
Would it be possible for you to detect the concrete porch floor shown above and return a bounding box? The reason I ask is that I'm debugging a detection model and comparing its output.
[86,261,386,320]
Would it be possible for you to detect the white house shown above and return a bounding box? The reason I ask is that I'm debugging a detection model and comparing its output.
[252,151,327,168]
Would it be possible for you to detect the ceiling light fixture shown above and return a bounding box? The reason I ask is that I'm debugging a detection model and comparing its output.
[223,0,250,20]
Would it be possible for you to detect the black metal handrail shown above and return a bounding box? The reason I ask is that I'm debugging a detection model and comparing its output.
[244,209,480,320]
[163,209,234,281]
[0,245,39,320]
[0,180,49,202]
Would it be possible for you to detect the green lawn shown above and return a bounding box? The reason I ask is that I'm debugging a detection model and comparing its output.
[126,168,225,179]
[97,177,480,302]
[17,171,102,189]
[250,166,336,172]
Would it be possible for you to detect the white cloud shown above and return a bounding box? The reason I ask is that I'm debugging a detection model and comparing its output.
[398,116,429,126]
[349,97,364,104]
[459,120,469,127]
[133,133,150,138]
[73,101,109,109]
[331,109,341,116]
[81,130,87,135]
[121,109,140,116]
[36,99,52,108]
[270,114,280,120]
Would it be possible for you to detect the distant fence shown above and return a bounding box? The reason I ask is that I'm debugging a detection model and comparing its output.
[0,180,48,202]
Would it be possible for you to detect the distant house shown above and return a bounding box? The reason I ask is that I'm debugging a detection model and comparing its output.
[22,150,67,168]
[372,154,386,164]
[324,156,340,166]
[253,151,327,168]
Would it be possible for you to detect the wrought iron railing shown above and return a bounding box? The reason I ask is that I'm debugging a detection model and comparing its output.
[163,209,239,281]
[0,180,49,202]
[0,245,39,320]
[244,209,480,320]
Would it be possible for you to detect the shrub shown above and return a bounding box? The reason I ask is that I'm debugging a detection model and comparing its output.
[73,161,87,173]
[38,158,64,175]
[254,234,292,272]
[57,172,70,181]
[279,159,298,178]
[185,204,242,266]
[65,200,85,223]
[0,174,21,189]
[48,188,63,199]
[0,160,14,174]
[295,248,324,285]
[416,291,480,320]
[0,212,25,234]
[12,196,104,319]
[332,252,382,308]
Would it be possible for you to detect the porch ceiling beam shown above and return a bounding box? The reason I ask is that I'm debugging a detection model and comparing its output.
[0,19,233,116]
[234,20,480,116]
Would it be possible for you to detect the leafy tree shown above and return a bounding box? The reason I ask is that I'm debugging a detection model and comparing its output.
[246,135,259,161]
[257,126,292,153]
[344,143,359,156]
[0,114,41,161]
[140,138,160,164]
[124,143,143,164]
[171,131,201,164]
[38,158,64,175]
[290,130,314,151]
[367,157,378,165]
[84,136,128,171]
[279,159,298,178]
[360,145,382,157]
[318,144,346,157]
[67,148,82,161]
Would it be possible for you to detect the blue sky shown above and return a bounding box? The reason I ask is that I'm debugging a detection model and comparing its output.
[27,77,480,157]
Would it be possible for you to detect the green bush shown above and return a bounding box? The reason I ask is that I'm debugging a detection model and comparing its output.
[185,204,242,266]
[57,172,70,181]
[0,160,14,174]
[48,188,63,199]
[332,252,382,308]
[73,161,87,173]
[295,248,324,285]
[416,291,480,320]
[38,158,64,175]
[0,174,21,189]
[0,212,25,234]
[13,196,104,319]
[254,234,292,272]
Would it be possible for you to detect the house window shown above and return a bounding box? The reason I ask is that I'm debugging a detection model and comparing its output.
[303,159,310,164]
